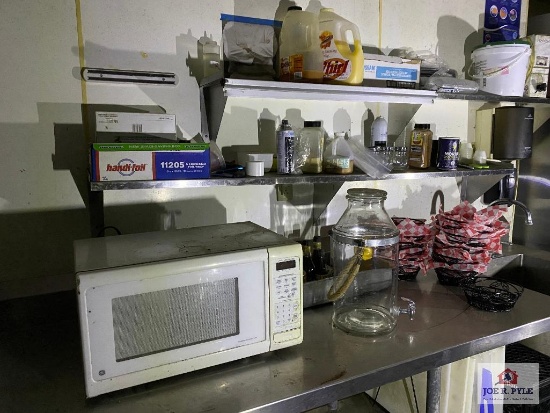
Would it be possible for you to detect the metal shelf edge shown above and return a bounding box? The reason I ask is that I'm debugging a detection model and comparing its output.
[90,166,515,191]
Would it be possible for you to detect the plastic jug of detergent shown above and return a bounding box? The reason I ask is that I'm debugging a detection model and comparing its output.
[279,6,324,83]
[318,8,363,85]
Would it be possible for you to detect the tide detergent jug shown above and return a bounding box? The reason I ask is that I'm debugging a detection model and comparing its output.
[319,8,363,85]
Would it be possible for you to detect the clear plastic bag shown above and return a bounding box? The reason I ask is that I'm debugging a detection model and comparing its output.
[345,136,391,179]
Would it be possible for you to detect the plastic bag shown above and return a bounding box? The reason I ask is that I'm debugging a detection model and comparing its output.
[221,14,278,80]
[345,136,391,179]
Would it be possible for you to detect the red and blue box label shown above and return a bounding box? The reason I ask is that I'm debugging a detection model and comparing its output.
[90,143,210,181]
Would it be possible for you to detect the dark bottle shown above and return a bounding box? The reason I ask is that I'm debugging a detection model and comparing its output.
[302,244,316,282]
[312,236,329,279]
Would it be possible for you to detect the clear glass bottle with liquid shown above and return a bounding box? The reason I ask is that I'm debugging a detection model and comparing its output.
[328,188,415,336]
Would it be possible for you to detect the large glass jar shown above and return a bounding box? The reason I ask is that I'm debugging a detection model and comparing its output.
[329,188,414,336]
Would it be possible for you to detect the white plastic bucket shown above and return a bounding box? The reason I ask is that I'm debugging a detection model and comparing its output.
[470,42,531,96]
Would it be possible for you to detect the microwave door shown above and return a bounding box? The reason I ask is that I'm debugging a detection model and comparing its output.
[77,250,270,396]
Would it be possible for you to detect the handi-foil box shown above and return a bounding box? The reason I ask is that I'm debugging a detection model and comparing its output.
[90,143,210,181]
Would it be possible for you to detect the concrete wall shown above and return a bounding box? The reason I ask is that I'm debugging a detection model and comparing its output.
[0,0,524,299]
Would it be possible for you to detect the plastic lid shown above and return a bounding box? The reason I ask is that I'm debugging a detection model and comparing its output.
[287,6,302,11]
[304,120,322,127]
[472,39,530,52]
[414,123,430,129]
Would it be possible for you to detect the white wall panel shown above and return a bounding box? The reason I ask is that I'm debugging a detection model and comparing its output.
[0,0,500,298]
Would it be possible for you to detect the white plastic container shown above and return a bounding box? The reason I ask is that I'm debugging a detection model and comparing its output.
[470,41,531,96]
[370,116,388,147]
[278,6,324,83]
[318,8,363,85]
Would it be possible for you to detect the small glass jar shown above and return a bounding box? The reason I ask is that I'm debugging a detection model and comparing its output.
[391,146,409,171]
[329,188,415,336]
[300,121,325,173]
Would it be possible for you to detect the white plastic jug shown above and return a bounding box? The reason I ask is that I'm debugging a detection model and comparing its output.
[318,8,364,85]
[278,6,324,83]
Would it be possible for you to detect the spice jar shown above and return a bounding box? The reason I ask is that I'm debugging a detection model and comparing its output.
[408,124,433,169]
[328,188,415,336]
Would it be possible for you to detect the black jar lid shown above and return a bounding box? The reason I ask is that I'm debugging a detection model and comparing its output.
[414,123,430,129]
[304,120,322,127]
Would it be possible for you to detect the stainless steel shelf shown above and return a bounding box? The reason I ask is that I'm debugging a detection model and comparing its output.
[202,77,437,104]
[90,163,515,191]
[437,91,550,105]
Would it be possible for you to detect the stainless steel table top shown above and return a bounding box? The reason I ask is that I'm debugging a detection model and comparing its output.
[2,269,550,413]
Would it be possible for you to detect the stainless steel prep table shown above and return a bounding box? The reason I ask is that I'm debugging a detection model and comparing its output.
[2,268,550,413]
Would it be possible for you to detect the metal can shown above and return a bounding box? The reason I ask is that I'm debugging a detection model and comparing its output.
[436,137,460,170]
[276,119,296,174]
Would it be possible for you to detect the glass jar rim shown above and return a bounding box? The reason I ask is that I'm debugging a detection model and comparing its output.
[346,188,387,199]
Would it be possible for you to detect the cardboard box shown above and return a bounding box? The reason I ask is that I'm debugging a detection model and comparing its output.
[525,34,550,69]
[95,112,177,143]
[363,54,420,88]
[90,143,210,181]
[525,68,549,98]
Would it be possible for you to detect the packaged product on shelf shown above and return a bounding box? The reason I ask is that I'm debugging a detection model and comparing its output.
[299,121,325,173]
[408,124,433,169]
[221,14,280,80]
[90,143,210,181]
[318,8,363,85]
[277,119,297,174]
[278,6,324,83]
[95,112,177,143]
[323,132,353,174]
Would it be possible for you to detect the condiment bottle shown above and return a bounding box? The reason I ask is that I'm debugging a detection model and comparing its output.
[370,116,388,147]
[279,6,324,83]
[300,120,325,173]
[302,243,316,282]
[277,119,296,174]
[312,236,329,279]
[318,8,363,85]
[408,124,433,169]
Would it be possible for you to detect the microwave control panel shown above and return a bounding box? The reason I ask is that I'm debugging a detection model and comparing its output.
[269,249,303,348]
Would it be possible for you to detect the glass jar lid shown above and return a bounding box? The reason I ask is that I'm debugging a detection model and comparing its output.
[331,188,399,247]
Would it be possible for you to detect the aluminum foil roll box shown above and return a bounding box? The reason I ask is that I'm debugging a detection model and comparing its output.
[90,142,210,181]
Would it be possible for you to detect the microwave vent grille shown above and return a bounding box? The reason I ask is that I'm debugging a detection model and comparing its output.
[112,278,239,361]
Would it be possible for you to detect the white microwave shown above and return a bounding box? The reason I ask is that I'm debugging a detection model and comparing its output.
[74,221,303,398]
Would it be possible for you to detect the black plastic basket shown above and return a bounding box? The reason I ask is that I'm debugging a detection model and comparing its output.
[435,267,478,286]
[461,276,524,312]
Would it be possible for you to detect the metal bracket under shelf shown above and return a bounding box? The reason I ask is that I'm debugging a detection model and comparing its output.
[460,167,516,203]
[199,76,436,142]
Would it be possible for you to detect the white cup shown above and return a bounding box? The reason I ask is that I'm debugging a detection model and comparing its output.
[246,161,264,176]
[473,149,487,165]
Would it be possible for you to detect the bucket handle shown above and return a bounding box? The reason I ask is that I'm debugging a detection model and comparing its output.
[468,46,531,79]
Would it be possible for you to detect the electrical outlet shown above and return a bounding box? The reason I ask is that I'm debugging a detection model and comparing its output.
[276,184,293,201]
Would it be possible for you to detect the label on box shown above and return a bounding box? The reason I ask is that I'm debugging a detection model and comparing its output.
[483,0,522,43]
[90,143,209,181]
[364,63,419,82]
[96,112,176,134]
